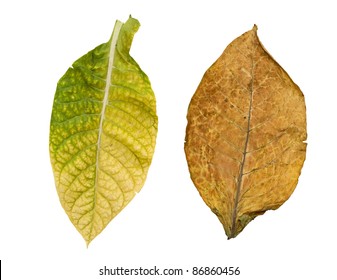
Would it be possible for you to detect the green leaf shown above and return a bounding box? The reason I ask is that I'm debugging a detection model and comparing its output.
[49,17,158,246]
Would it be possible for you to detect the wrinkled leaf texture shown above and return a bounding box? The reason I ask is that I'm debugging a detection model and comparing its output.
[49,17,157,245]
[185,25,306,239]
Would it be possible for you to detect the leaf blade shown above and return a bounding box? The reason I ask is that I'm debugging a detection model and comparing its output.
[49,17,157,245]
[185,25,306,238]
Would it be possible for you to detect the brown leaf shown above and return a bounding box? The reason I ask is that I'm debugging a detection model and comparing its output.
[184,25,307,239]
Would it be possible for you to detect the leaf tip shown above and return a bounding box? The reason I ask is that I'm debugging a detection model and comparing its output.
[85,236,94,248]
[252,24,258,32]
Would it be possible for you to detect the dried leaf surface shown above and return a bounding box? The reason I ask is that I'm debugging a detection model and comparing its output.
[49,17,157,245]
[184,25,306,238]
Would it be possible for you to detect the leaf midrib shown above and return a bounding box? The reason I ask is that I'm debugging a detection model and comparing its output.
[230,52,255,239]
[89,21,123,243]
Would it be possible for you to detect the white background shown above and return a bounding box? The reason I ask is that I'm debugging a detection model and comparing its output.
[0,0,336,279]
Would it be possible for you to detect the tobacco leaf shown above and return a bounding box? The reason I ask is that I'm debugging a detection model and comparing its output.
[184,25,306,239]
[49,17,157,245]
